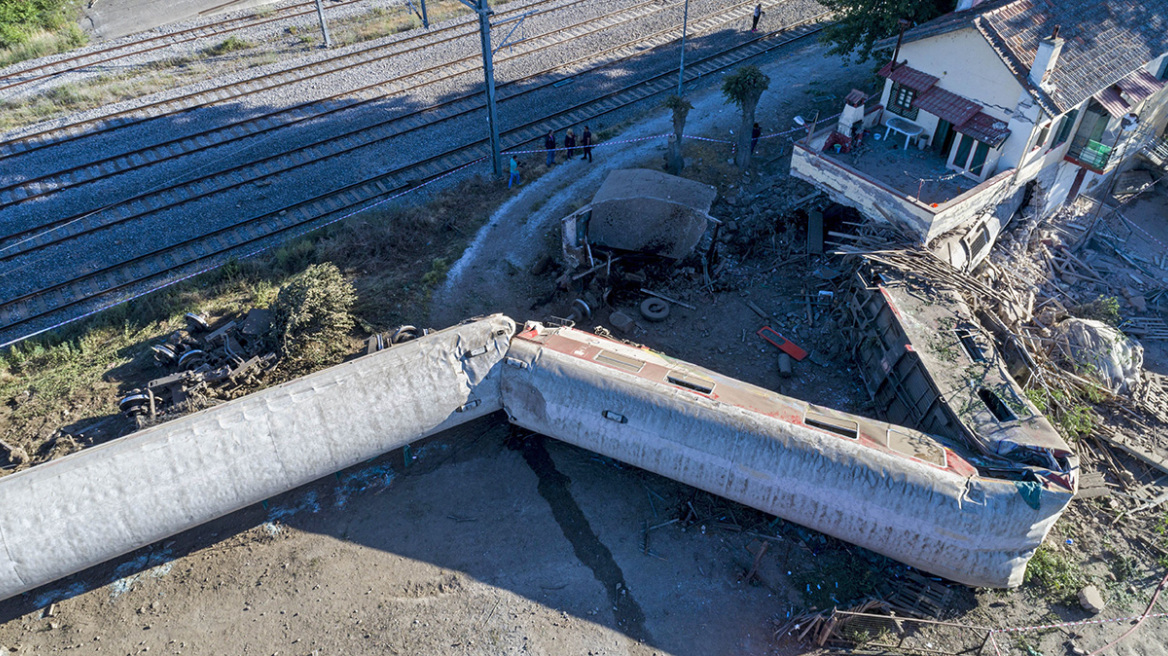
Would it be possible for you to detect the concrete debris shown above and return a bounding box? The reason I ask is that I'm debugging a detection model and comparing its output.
[1078,585,1106,614]
[609,310,636,333]
[1051,319,1144,395]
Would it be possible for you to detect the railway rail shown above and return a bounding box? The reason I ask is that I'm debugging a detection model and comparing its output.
[0,0,669,212]
[0,0,567,157]
[0,0,369,93]
[0,10,827,347]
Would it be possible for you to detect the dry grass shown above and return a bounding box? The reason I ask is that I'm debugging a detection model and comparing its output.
[0,170,519,475]
[0,45,296,130]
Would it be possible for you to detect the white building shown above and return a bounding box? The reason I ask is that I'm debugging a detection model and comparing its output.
[790,0,1168,268]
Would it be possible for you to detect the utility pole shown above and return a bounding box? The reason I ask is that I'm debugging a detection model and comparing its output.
[677,0,689,95]
[314,0,332,48]
[408,0,430,28]
[458,0,503,176]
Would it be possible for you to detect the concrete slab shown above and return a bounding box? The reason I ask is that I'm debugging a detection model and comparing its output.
[81,0,287,40]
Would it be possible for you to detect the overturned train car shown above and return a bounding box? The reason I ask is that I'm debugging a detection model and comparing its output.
[0,315,1075,603]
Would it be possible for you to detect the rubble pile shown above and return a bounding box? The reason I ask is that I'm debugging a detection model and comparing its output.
[831,205,1168,511]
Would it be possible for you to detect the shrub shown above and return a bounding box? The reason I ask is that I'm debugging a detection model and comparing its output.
[269,263,356,367]
[202,35,254,57]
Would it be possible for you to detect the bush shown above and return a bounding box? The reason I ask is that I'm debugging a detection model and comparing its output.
[269,263,356,367]
[202,35,254,57]
[0,0,73,47]
[1071,295,1121,326]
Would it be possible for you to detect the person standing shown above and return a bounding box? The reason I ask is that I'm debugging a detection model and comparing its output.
[544,130,556,166]
[580,125,593,162]
[508,156,520,188]
[751,3,763,32]
[751,122,762,153]
[564,129,577,159]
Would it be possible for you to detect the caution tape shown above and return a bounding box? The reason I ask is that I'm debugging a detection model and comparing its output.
[989,610,1168,635]
[1,156,488,349]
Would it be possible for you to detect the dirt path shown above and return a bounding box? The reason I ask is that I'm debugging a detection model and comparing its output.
[433,41,863,327]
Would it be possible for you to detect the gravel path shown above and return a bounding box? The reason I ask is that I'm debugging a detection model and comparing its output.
[435,37,855,327]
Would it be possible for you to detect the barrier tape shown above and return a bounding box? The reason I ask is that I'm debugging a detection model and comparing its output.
[0,157,488,349]
[5,110,848,347]
[989,610,1168,635]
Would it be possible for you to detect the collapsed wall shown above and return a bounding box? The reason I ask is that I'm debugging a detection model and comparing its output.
[0,315,516,603]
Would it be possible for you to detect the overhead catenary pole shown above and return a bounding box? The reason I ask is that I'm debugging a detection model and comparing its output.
[314,0,333,48]
[313,0,331,47]
[459,0,503,176]
[677,0,689,95]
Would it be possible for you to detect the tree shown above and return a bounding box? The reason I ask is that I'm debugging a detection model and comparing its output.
[663,94,692,174]
[721,66,769,169]
[269,262,356,369]
[816,0,955,62]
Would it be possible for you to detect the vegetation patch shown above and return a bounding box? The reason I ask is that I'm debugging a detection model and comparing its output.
[1024,544,1083,602]
[0,0,86,66]
[270,262,356,373]
[0,173,511,475]
[201,35,255,57]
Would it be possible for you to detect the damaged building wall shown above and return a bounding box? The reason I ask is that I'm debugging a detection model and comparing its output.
[0,316,516,603]
[789,143,1016,245]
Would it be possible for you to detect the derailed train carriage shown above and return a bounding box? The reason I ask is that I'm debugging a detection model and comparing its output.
[0,314,1076,603]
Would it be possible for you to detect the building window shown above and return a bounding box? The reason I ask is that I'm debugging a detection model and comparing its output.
[1033,123,1050,150]
[1157,56,1168,81]
[888,82,919,120]
[1052,109,1078,147]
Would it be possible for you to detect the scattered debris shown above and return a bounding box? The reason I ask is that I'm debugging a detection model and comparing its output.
[118,310,278,425]
[1078,585,1106,614]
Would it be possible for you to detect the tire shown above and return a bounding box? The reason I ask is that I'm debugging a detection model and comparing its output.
[391,325,419,344]
[639,298,670,322]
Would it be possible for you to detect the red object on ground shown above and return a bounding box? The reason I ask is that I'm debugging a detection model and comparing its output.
[756,327,808,361]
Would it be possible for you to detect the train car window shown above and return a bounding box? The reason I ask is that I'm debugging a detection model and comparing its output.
[666,371,715,394]
[804,411,859,439]
[977,388,1017,422]
[594,350,645,373]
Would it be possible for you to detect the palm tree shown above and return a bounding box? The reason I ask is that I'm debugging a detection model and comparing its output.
[663,94,693,174]
[721,65,770,168]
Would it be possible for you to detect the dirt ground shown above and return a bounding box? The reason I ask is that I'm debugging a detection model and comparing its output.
[3,35,1168,656]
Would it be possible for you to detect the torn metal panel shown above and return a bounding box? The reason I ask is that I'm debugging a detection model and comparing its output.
[0,315,516,602]
[845,263,1076,483]
[501,323,1073,588]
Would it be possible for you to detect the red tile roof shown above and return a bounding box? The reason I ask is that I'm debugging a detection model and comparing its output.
[845,89,868,107]
[897,0,1168,114]
[1093,69,1165,117]
[955,112,1011,147]
[878,62,940,93]
[913,86,983,126]
[1117,69,1166,104]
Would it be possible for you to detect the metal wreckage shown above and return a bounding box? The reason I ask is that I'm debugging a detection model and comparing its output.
[0,170,1076,602]
[0,311,1075,603]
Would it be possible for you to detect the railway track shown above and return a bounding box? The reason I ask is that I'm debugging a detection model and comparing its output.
[0,10,828,347]
[0,0,668,213]
[0,0,572,158]
[0,0,369,93]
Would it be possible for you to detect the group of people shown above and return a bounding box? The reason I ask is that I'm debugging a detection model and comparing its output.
[509,125,593,188]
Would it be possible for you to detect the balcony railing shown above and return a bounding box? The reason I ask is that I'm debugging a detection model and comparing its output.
[1067,135,1112,171]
